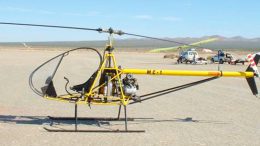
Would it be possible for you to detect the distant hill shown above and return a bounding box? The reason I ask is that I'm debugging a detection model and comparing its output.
[1,36,260,51]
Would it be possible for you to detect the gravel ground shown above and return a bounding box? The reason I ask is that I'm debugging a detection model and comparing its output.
[0,49,259,146]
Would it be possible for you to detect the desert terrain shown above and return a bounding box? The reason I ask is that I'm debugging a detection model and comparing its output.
[0,48,259,146]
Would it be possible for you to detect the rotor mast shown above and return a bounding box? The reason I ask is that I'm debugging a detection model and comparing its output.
[100,27,124,50]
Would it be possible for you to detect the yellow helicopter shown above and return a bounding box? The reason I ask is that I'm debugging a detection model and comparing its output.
[0,22,259,132]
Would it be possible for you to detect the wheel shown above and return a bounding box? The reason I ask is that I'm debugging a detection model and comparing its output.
[219,59,224,64]
[211,58,214,63]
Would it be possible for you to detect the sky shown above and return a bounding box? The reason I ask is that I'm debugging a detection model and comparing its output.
[0,0,260,42]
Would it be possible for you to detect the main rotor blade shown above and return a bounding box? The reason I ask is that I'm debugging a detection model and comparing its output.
[149,37,219,52]
[124,32,201,47]
[0,22,211,48]
[0,22,101,32]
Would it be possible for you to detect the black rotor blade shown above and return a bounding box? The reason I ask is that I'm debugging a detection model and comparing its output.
[0,22,101,32]
[0,22,205,48]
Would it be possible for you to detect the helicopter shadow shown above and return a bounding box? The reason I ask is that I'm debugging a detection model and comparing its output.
[111,117,231,127]
[0,115,48,125]
[0,115,109,128]
[0,115,231,127]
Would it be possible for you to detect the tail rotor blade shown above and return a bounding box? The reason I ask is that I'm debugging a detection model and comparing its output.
[246,54,260,96]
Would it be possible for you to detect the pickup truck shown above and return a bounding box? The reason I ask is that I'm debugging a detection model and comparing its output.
[211,52,233,64]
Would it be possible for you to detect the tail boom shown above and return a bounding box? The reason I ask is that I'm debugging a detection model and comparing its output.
[122,69,254,78]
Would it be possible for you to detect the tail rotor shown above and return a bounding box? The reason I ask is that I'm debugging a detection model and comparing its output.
[246,53,260,96]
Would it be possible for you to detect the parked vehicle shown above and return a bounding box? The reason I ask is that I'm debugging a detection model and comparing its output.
[211,50,234,64]
[230,58,247,65]
[177,48,199,64]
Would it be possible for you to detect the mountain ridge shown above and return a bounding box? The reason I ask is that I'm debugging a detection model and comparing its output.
[0,35,260,51]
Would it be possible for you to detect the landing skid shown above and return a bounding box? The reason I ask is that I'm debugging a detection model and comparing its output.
[43,127,145,133]
[45,104,146,133]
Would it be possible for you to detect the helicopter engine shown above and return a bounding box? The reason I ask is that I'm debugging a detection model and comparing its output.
[122,74,140,101]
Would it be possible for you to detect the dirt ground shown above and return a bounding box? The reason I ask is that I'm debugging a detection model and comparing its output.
[0,49,259,146]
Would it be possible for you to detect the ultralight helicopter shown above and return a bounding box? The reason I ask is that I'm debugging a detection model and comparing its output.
[0,22,259,133]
